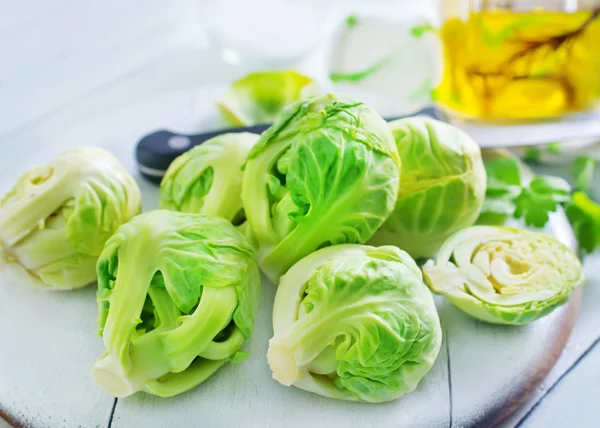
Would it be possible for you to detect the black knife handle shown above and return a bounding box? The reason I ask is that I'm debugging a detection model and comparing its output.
[135,124,271,184]
[135,106,443,184]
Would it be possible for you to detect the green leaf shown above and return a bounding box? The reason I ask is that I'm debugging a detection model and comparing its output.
[515,175,572,228]
[565,192,600,254]
[481,154,600,254]
[529,175,572,196]
[410,23,436,38]
[477,198,516,225]
[524,147,541,164]
[476,157,523,225]
[485,157,522,186]
[571,155,596,193]
[345,14,359,28]
[546,142,562,154]
[329,58,392,83]
[524,143,561,164]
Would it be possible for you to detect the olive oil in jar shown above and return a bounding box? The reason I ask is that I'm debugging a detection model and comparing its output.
[434,1,600,121]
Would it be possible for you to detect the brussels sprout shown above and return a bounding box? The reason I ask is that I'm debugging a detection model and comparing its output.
[369,116,486,259]
[0,147,141,290]
[159,132,258,224]
[267,244,442,403]
[423,226,584,325]
[216,70,318,126]
[91,211,260,397]
[242,93,401,281]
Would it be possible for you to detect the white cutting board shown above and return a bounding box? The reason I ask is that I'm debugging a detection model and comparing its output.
[0,87,583,428]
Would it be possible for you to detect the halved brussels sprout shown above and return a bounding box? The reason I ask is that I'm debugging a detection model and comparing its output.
[91,211,260,397]
[267,244,442,403]
[369,116,486,259]
[216,70,318,126]
[159,132,258,225]
[423,226,584,325]
[242,93,401,281]
[0,147,141,290]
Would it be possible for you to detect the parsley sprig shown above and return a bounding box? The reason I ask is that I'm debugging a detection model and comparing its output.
[479,155,600,255]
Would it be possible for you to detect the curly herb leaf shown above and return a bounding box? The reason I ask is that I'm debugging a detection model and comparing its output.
[524,147,541,164]
[410,23,436,38]
[345,14,359,27]
[572,156,596,193]
[565,192,600,254]
[329,58,391,83]
[514,175,571,228]
[546,142,562,154]
[477,157,522,225]
[480,155,599,255]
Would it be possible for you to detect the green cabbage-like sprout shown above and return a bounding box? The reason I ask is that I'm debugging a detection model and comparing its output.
[0,147,141,290]
[423,226,584,325]
[370,116,486,259]
[159,132,258,225]
[91,211,260,397]
[242,93,401,281]
[216,70,318,126]
[267,244,442,403]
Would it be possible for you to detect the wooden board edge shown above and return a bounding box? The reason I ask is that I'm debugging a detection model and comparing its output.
[474,286,583,428]
[0,406,25,428]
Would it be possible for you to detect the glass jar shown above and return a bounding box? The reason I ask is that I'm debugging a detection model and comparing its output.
[202,0,332,68]
[434,0,600,122]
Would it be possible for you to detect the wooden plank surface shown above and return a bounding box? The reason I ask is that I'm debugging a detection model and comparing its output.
[109,292,578,428]
[0,0,197,138]
[500,160,600,426]
[0,82,588,428]
[0,285,114,428]
[2,1,600,427]
[442,293,579,428]
[110,278,451,428]
[503,253,600,427]
[519,335,600,427]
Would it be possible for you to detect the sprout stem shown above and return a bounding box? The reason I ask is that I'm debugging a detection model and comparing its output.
[91,354,146,398]
[267,340,300,386]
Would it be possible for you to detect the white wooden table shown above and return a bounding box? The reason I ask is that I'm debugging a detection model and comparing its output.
[2,1,600,427]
